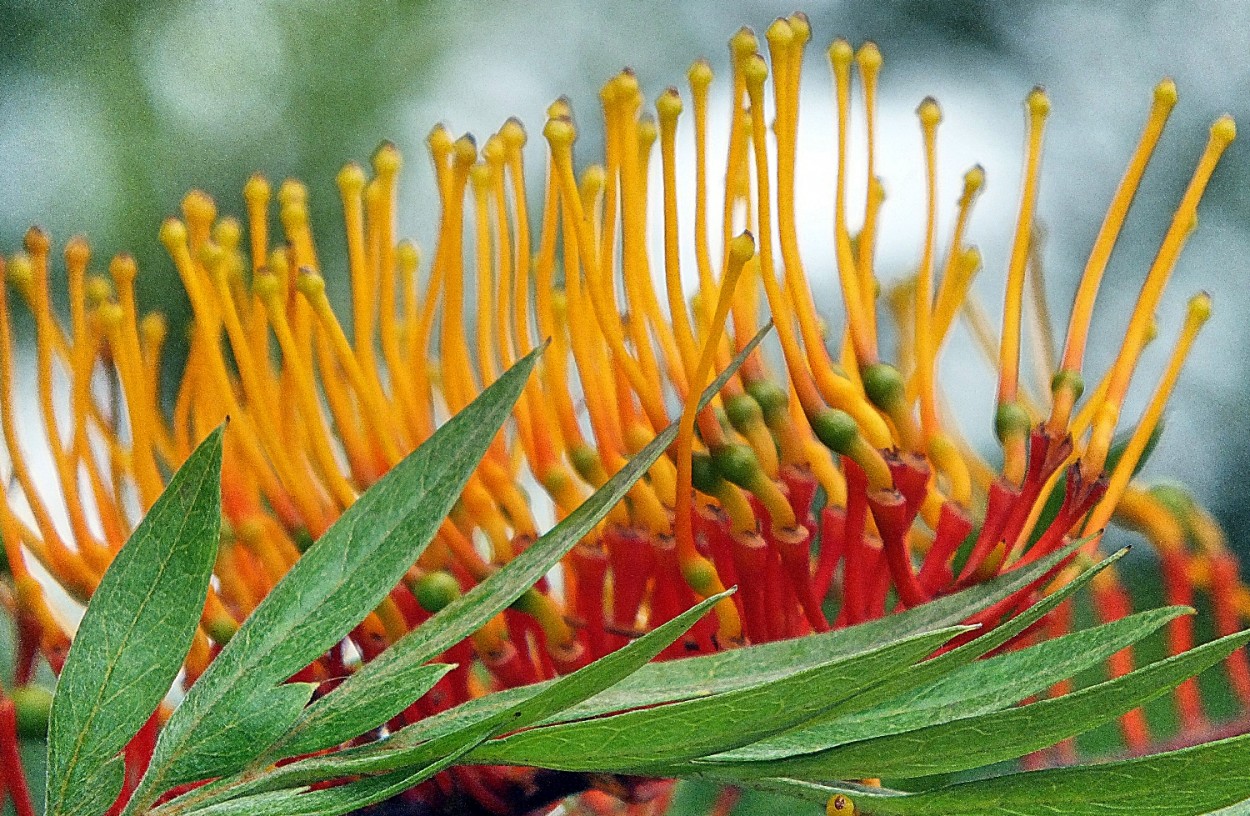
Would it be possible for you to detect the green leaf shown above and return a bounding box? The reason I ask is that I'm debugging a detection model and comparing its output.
[260,323,773,763]
[45,426,224,816]
[757,728,1250,815]
[384,535,1102,757]
[697,606,1231,782]
[127,348,541,810]
[180,749,479,816]
[153,332,770,816]
[691,545,1124,764]
[780,626,1250,782]
[173,592,732,812]
[794,603,1184,748]
[278,663,453,757]
[465,625,971,773]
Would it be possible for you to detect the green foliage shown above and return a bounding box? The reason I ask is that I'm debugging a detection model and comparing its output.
[46,426,224,816]
[37,338,1250,816]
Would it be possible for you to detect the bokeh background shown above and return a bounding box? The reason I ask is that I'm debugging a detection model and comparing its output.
[4,1,1250,813]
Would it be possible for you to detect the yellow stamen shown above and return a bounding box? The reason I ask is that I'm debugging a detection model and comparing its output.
[545,115,669,432]
[688,59,717,332]
[254,271,360,509]
[676,233,754,642]
[998,88,1050,409]
[1083,115,1235,477]
[915,97,942,445]
[1086,293,1211,533]
[656,87,700,384]
[828,38,875,364]
[0,256,97,599]
[997,88,1050,485]
[855,42,883,330]
[1051,80,1178,432]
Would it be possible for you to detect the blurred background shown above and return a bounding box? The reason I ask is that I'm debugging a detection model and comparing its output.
[3,0,1250,810]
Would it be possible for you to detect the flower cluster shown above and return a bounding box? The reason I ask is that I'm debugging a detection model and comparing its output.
[3,14,1249,815]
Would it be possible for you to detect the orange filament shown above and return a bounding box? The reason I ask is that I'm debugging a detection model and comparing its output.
[675,233,754,642]
[545,116,669,433]
[855,42,883,333]
[997,88,1049,407]
[769,23,887,449]
[828,39,876,365]
[1083,116,1235,477]
[1085,293,1211,533]
[656,87,700,384]
[914,97,942,446]
[688,59,717,332]
[1051,80,1178,432]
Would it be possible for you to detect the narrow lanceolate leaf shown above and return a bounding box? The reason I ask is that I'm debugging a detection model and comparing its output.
[182,747,484,816]
[46,427,224,816]
[755,728,1250,815]
[797,604,1186,749]
[127,349,540,810]
[296,533,1101,770]
[263,324,773,763]
[177,593,732,811]
[466,626,971,773]
[147,334,769,816]
[278,663,454,757]
[767,627,1250,782]
[706,545,1125,765]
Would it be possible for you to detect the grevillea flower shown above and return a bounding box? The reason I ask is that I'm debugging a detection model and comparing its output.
[2,14,1249,816]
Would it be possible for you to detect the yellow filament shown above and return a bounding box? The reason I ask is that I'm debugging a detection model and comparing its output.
[439,137,482,417]
[855,42,883,329]
[471,162,500,388]
[254,273,359,509]
[1085,293,1211,533]
[828,39,875,364]
[741,55,826,417]
[657,88,700,383]
[339,163,375,369]
[0,257,97,598]
[932,167,985,345]
[299,270,405,469]
[723,28,758,272]
[103,257,164,507]
[1052,80,1178,431]
[139,313,177,466]
[676,232,754,641]
[21,236,109,572]
[1083,116,1235,476]
[373,144,413,420]
[545,117,669,432]
[688,59,717,331]
[998,88,1051,410]
[770,23,886,446]
[915,97,942,445]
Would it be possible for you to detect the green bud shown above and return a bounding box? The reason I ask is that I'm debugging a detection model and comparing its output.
[570,444,600,482]
[712,444,760,490]
[11,685,53,738]
[510,587,543,615]
[1050,369,1085,400]
[690,451,724,494]
[414,570,461,613]
[994,401,1031,442]
[292,527,315,553]
[724,393,764,433]
[862,362,905,410]
[746,379,789,422]
[811,409,858,454]
[680,556,719,595]
[1149,482,1196,520]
